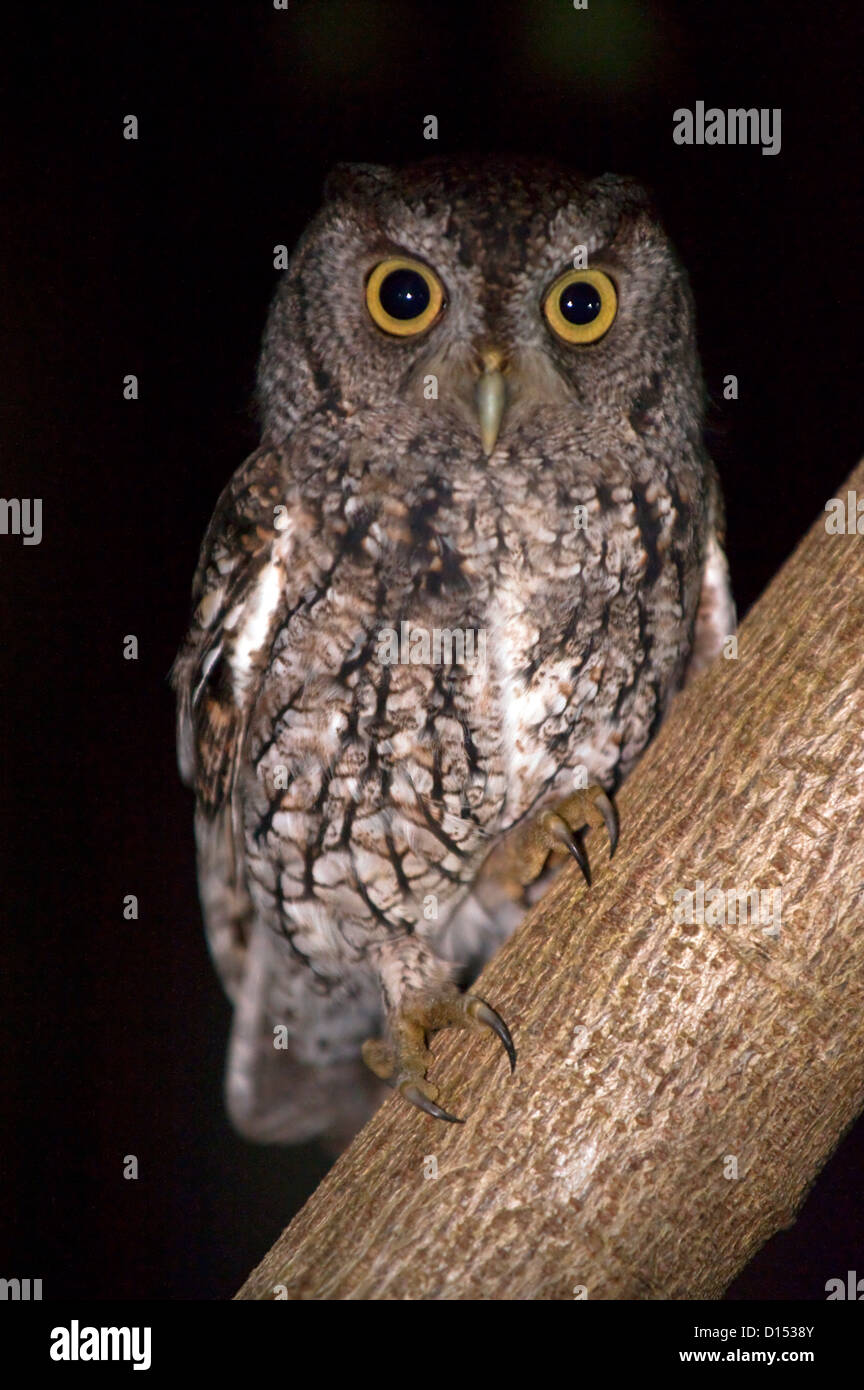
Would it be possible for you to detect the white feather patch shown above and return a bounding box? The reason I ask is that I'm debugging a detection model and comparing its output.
[230,561,284,701]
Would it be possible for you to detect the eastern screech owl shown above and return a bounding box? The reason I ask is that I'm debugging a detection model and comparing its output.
[172,157,735,1148]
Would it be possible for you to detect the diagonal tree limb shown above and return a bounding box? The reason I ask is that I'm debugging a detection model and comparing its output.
[237,459,864,1301]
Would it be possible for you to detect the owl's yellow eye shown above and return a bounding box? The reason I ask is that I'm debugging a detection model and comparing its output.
[365,257,445,337]
[543,269,618,344]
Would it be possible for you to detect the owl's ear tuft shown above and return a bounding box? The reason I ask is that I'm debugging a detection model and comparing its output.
[587,172,654,204]
[324,163,393,204]
[585,172,658,222]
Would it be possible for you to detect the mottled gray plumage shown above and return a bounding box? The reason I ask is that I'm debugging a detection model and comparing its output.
[173,157,734,1146]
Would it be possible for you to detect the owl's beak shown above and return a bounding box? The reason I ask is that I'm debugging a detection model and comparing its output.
[474,349,508,456]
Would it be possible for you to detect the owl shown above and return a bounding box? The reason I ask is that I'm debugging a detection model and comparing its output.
[172,157,735,1147]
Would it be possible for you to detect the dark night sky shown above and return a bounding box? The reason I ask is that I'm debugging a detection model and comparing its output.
[2,1,862,1299]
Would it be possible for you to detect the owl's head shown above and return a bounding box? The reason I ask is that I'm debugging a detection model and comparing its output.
[258,157,703,456]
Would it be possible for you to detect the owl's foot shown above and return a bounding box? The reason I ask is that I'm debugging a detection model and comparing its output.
[362,990,516,1125]
[512,785,618,890]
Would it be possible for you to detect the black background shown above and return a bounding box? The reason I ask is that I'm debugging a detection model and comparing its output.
[2,1,862,1300]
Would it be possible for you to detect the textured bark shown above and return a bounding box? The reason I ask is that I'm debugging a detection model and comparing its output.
[237,459,864,1301]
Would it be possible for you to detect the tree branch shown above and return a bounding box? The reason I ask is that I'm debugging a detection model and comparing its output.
[237,459,864,1301]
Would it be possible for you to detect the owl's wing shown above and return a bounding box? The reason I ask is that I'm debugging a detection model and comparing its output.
[173,447,390,1146]
[685,473,736,682]
[171,445,306,999]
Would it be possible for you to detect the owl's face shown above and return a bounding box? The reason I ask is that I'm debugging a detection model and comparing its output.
[259,157,702,456]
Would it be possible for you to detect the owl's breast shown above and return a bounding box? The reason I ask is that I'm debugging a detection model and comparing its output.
[476,455,707,828]
[239,426,707,951]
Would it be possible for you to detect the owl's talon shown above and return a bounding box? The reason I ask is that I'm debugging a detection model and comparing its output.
[400,1082,464,1125]
[480,784,619,898]
[363,984,515,1124]
[540,811,592,886]
[466,995,517,1073]
[594,787,619,859]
